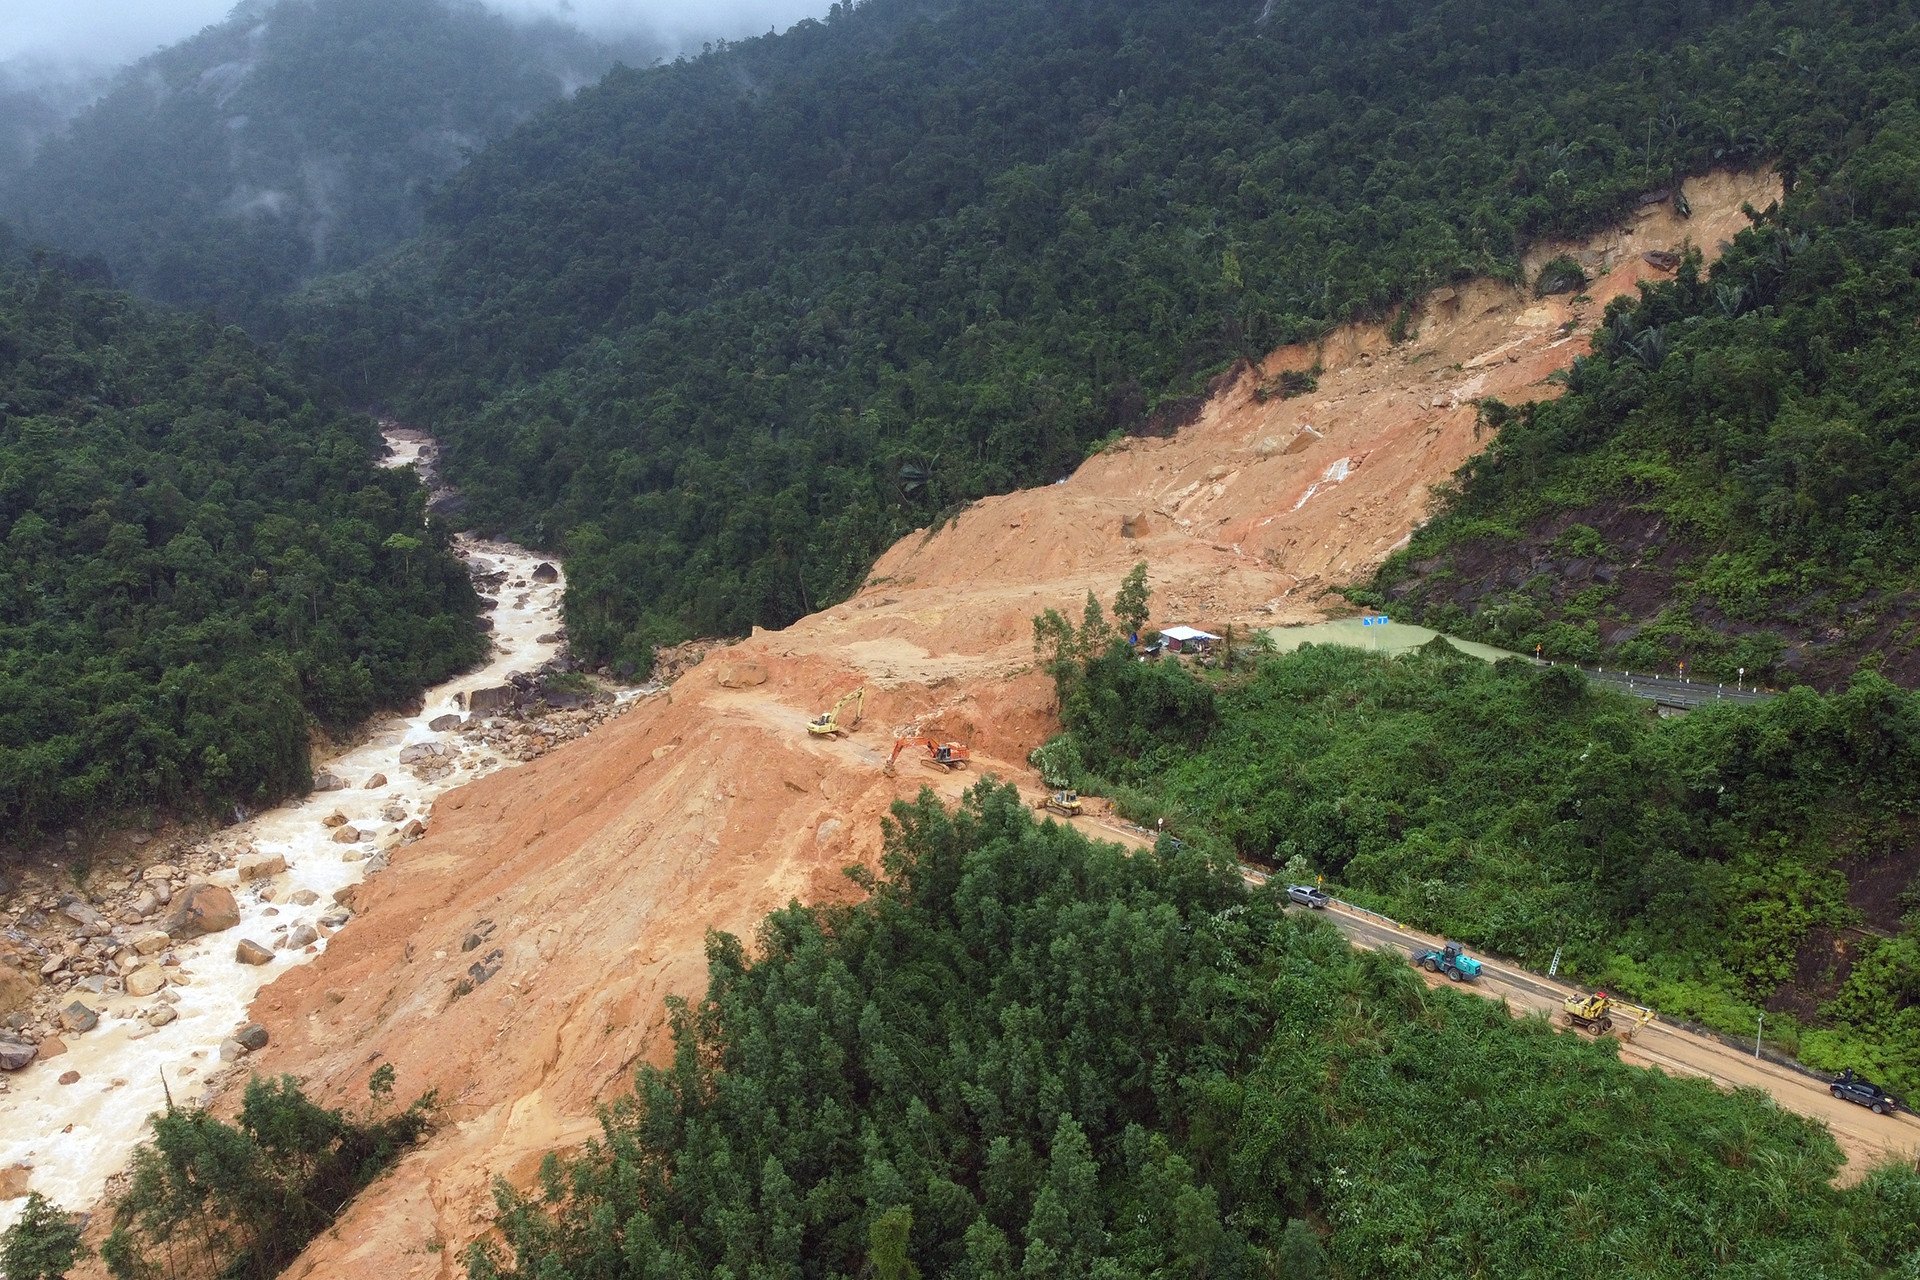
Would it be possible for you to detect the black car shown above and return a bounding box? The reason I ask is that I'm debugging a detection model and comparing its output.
[1285,884,1331,909]
[1830,1070,1903,1115]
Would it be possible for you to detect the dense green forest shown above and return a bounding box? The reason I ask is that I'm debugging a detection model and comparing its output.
[0,248,483,852]
[1373,106,1920,689]
[1030,591,1920,1093]
[284,0,1920,673]
[0,0,647,331]
[465,783,1920,1279]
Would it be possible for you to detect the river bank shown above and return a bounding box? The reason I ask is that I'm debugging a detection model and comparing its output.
[0,430,621,1229]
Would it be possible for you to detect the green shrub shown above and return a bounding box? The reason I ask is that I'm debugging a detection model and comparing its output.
[104,1072,434,1280]
[1534,254,1589,296]
[0,1193,87,1280]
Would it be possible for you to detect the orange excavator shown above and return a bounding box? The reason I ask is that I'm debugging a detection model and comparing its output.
[888,735,971,773]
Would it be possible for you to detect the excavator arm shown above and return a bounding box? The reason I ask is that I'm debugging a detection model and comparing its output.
[887,735,971,771]
[808,687,866,736]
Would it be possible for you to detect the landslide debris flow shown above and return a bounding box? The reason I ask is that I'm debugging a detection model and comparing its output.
[196,172,1917,1279]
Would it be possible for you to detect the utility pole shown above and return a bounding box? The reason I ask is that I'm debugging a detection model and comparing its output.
[1754,1012,1764,1059]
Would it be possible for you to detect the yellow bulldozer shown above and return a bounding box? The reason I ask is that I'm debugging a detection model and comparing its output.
[807,687,864,737]
[1561,989,1656,1040]
[1034,789,1083,817]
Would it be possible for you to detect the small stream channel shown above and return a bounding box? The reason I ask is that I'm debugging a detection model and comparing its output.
[0,429,569,1228]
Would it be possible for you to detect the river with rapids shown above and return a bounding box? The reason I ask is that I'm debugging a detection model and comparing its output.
[0,429,571,1229]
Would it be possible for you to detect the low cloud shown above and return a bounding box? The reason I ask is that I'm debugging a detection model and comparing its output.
[491,1,829,45]
[0,2,832,68]
[0,2,236,67]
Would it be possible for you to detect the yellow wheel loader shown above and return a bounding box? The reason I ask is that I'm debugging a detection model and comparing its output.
[1561,990,1655,1039]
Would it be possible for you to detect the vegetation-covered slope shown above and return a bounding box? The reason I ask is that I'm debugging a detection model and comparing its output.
[1373,107,1920,689]
[290,0,1920,672]
[467,783,1920,1280]
[1,0,645,331]
[0,249,483,852]
[1033,601,1920,1093]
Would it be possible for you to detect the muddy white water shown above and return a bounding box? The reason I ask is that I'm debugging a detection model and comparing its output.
[0,430,567,1228]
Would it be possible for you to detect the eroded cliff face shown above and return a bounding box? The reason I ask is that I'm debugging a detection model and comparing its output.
[230,171,1776,1278]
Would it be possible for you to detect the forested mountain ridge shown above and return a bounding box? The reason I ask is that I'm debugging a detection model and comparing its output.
[287,0,1920,675]
[1372,103,1920,690]
[0,246,485,853]
[0,0,650,332]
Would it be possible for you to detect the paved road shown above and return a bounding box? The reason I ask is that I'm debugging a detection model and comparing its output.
[1569,665,1774,710]
[1063,807,1919,1177]
[1304,895,1920,1179]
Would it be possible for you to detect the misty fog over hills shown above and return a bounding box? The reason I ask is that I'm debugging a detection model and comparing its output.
[0,0,824,327]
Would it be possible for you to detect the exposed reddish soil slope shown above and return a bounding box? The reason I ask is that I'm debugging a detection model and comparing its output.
[199,172,1822,1278]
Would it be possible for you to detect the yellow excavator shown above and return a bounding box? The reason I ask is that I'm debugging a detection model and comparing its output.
[807,687,864,737]
[1561,989,1656,1040]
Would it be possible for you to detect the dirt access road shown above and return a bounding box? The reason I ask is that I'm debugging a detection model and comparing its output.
[1301,896,1920,1179]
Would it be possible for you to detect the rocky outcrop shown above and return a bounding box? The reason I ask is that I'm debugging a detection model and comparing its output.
[466,685,519,714]
[0,965,36,1016]
[531,562,559,583]
[163,884,239,939]
[125,965,166,997]
[0,1037,35,1071]
[59,897,105,930]
[236,853,286,882]
[716,661,768,688]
